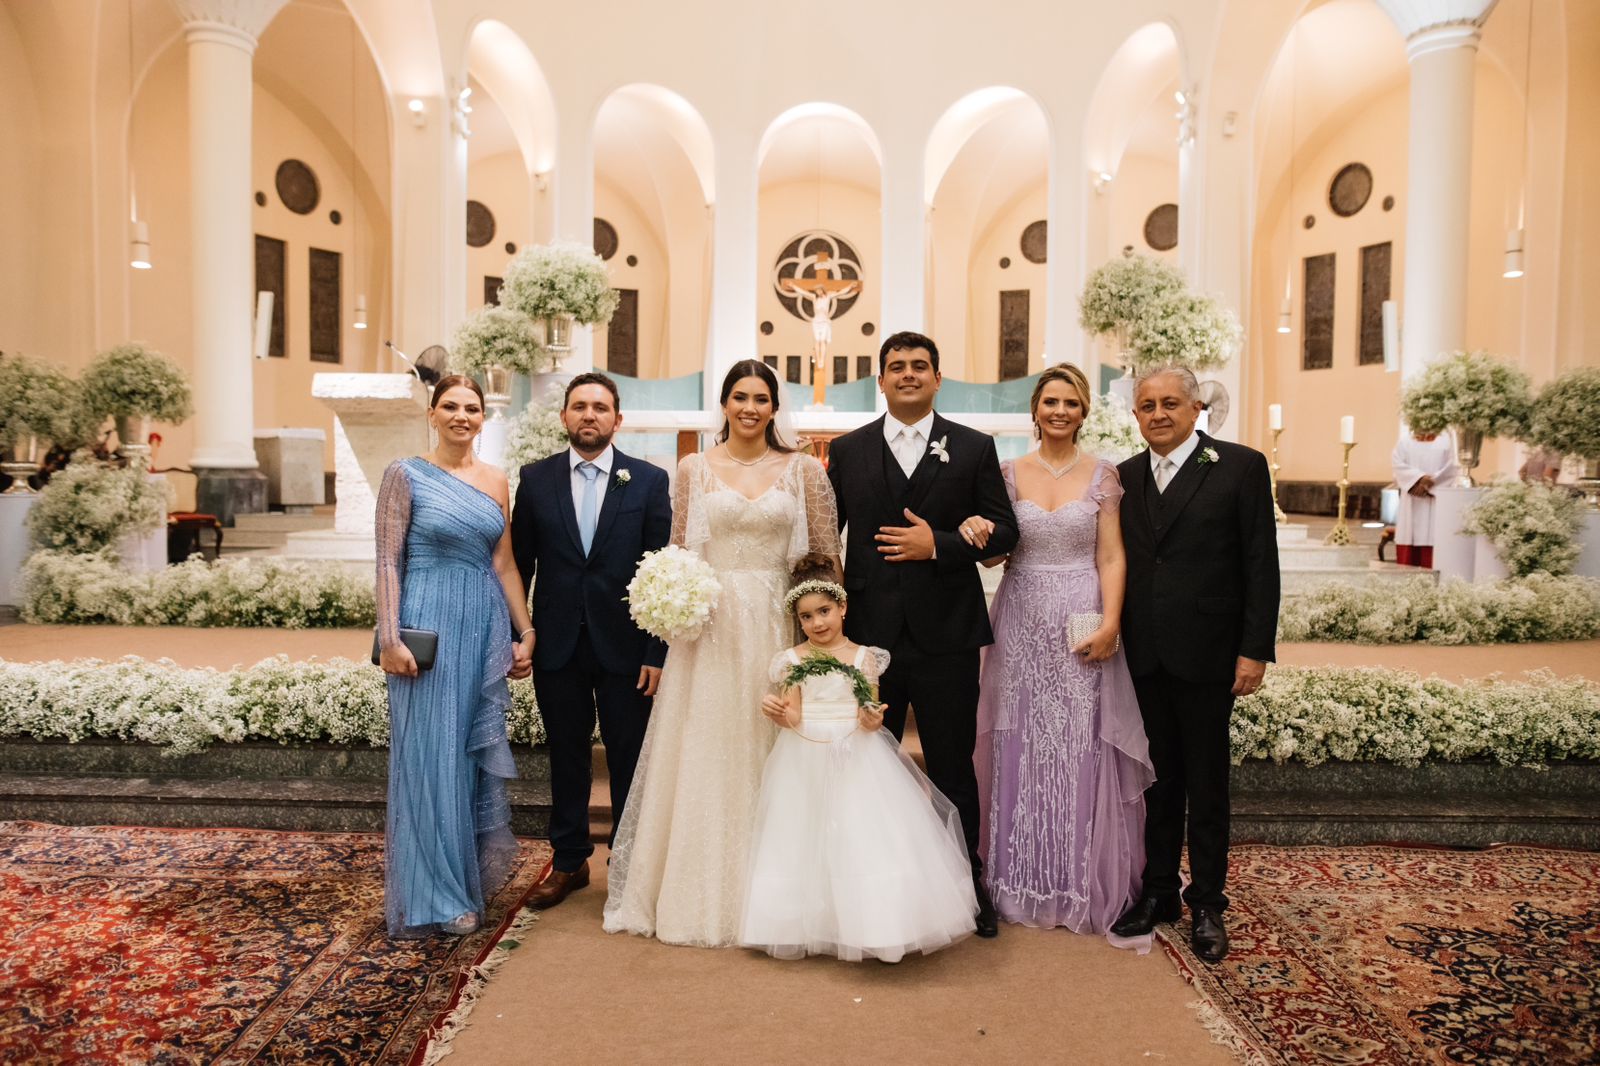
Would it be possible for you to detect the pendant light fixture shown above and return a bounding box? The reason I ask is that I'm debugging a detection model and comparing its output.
[349,17,367,332]
[1277,25,1299,334]
[127,2,152,271]
[1503,2,1533,280]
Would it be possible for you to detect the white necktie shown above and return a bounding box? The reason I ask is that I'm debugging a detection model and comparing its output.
[1155,456,1176,494]
[895,427,921,478]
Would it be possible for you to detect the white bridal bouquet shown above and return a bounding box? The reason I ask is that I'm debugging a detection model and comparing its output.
[626,545,721,642]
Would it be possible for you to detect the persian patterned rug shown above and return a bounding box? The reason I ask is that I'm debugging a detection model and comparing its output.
[0,821,550,1064]
[1159,844,1600,1066]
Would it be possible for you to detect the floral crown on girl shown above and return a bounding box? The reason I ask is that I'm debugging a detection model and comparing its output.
[784,579,847,613]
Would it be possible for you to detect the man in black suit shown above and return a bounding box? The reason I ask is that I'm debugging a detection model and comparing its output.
[826,331,1018,938]
[1110,367,1279,962]
[511,372,672,909]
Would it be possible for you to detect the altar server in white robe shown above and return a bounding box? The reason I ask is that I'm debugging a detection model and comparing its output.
[1391,430,1459,568]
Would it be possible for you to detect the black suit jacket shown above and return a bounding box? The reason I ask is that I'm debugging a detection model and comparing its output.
[1117,432,1280,685]
[828,413,1018,655]
[511,449,672,675]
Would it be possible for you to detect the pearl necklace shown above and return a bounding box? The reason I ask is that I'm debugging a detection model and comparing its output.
[724,446,771,467]
[806,640,849,657]
[1032,447,1082,480]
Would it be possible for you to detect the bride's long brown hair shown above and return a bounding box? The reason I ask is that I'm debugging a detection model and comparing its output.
[715,359,794,453]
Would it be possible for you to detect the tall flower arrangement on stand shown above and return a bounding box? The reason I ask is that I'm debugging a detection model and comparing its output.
[497,241,619,361]
[501,395,569,493]
[1078,255,1187,369]
[80,343,193,455]
[1124,291,1242,374]
[1528,366,1600,506]
[448,306,551,378]
[0,356,97,490]
[24,454,167,553]
[1461,480,1585,578]
[1399,350,1531,486]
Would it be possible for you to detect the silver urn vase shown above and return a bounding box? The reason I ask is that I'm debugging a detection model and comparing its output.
[1453,427,1483,488]
[1,434,43,495]
[483,365,512,422]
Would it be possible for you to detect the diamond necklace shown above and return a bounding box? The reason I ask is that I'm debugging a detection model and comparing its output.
[724,446,771,467]
[1033,447,1082,480]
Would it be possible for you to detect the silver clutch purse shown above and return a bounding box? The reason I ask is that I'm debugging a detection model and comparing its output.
[1068,613,1119,653]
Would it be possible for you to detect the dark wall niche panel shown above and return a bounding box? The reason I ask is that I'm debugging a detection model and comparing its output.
[1019,221,1048,264]
[762,355,779,370]
[833,356,848,384]
[606,289,638,377]
[466,201,495,247]
[1144,203,1179,251]
[785,355,802,384]
[999,289,1031,381]
[594,218,619,260]
[1301,253,1335,371]
[309,247,342,364]
[275,160,319,214]
[856,355,872,380]
[484,276,503,306]
[254,234,286,358]
[1358,242,1392,366]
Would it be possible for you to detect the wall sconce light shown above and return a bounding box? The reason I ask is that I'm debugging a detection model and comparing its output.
[1276,301,1292,334]
[451,83,473,139]
[1221,111,1238,138]
[129,219,152,270]
[353,294,368,330]
[1502,227,1525,279]
[408,98,426,128]
[1381,300,1399,371]
[1092,170,1112,195]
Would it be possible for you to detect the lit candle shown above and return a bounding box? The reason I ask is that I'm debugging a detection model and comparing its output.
[1269,404,1283,431]
[1340,415,1355,444]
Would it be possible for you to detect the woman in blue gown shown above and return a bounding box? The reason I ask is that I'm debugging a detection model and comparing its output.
[375,375,535,937]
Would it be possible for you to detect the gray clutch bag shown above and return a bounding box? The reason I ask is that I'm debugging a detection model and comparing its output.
[371,628,438,670]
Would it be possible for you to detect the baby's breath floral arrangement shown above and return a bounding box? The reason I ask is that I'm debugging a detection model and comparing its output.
[449,305,551,377]
[24,455,165,553]
[19,550,375,628]
[0,655,550,757]
[0,355,94,447]
[1077,391,1143,462]
[626,544,722,642]
[1231,666,1600,767]
[1279,574,1600,644]
[499,241,620,326]
[1528,366,1600,461]
[1123,292,1241,373]
[502,394,569,493]
[1399,349,1531,438]
[1461,480,1585,577]
[81,342,193,424]
[1078,254,1187,337]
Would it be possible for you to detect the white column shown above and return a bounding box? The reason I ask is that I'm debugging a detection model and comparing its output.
[1047,125,1090,379]
[171,0,287,472]
[391,92,467,358]
[1375,3,1500,377]
[879,129,927,339]
[551,103,597,375]
[707,128,759,411]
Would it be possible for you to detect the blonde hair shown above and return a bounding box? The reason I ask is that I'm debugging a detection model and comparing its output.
[1030,364,1093,441]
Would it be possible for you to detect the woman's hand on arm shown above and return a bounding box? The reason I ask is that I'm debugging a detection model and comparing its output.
[1076,504,1127,663]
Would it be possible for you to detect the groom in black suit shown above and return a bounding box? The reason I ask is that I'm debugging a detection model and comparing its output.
[511,372,671,910]
[827,332,1018,938]
[1110,366,1279,962]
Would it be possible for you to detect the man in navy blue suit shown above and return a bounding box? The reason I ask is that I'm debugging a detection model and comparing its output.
[511,372,671,909]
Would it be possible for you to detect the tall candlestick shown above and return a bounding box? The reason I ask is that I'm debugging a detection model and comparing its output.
[1269,428,1287,525]
[1324,442,1357,546]
[1269,404,1283,431]
[1340,415,1355,445]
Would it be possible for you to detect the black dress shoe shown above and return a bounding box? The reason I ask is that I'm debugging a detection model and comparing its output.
[1190,908,1229,963]
[1110,894,1182,937]
[973,877,999,939]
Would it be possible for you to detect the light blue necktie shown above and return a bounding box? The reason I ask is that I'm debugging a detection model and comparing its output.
[577,461,600,554]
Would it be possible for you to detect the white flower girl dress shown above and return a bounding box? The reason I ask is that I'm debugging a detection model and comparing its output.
[738,645,977,963]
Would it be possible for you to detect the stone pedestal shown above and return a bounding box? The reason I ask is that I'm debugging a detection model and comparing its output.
[253,429,327,510]
[1431,486,1484,581]
[117,473,170,573]
[1574,510,1600,579]
[0,494,37,607]
[195,468,268,527]
[282,373,428,567]
[1472,535,1509,582]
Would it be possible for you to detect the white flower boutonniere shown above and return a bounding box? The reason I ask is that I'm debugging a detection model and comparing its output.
[929,435,951,464]
[615,468,631,486]
[1198,447,1220,465]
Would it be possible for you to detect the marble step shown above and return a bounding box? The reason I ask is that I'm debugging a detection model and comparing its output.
[1281,561,1433,594]
[1232,793,1600,848]
[1278,542,1374,569]
[226,512,336,549]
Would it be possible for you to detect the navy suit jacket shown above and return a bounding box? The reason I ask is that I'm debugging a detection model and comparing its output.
[511,448,671,675]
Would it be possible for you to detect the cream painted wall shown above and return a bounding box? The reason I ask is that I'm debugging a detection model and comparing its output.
[965,187,1048,382]
[756,181,882,382]
[592,180,670,378]
[466,150,532,312]
[0,5,41,358]
[1108,153,1179,264]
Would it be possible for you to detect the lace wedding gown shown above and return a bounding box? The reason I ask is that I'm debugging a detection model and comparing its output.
[603,452,840,947]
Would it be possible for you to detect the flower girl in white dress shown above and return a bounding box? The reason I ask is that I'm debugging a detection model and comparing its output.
[739,563,977,963]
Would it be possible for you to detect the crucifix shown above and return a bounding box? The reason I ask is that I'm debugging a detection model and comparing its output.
[781,252,862,409]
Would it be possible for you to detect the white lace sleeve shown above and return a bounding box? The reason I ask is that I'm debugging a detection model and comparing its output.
[859,646,891,682]
[671,454,709,555]
[769,649,797,686]
[373,460,411,651]
[785,454,841,568]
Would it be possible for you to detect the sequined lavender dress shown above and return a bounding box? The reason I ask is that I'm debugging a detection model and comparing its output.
[976,459,1154,933]
[375,457,519,938]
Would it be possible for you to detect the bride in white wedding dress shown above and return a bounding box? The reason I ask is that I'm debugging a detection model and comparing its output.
[604,359,840,947]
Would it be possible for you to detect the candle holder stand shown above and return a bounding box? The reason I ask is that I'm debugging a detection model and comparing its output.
[1269,427,1287,525]
[1323,442,1357,545]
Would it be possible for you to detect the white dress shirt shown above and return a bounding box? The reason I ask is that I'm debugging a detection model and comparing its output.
[1149,430,1202,492]
[884,411,936,479]
[568,444,614,521]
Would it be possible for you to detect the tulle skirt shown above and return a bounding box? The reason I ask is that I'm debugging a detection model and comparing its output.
[740,714,977,963]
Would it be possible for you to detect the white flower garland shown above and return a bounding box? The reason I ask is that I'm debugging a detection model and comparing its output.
[1280,574,1600,644]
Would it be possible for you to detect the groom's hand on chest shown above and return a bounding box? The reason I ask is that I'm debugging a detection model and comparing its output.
[876,508,936,562]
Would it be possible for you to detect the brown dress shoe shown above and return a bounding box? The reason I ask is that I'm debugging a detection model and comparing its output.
[527,862,590,910]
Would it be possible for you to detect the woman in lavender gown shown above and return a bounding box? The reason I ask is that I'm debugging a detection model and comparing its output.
[975,364,1154,935]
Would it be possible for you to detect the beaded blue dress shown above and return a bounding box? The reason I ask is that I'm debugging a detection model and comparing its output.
[375,457,519,938]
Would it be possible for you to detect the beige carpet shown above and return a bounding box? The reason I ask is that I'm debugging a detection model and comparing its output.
[5,624,1596,684]
[443,847,1236,1066]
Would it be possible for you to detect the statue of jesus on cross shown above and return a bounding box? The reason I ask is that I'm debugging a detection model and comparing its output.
[781,252,862,409]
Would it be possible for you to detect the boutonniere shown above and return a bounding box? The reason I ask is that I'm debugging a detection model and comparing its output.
[1198,447,1220,465]
[615,468,631,485]
[929,436,951,464]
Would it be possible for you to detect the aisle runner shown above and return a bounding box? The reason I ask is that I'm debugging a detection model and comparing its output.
[1159,844,1600,1066]
[0,821,549,1064]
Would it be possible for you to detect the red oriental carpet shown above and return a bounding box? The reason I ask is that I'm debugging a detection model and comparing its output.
[1159,844,1600,1066]
[0,821,550,1064]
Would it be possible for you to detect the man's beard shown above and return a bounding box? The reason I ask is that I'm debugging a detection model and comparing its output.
[571,425,614,451]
